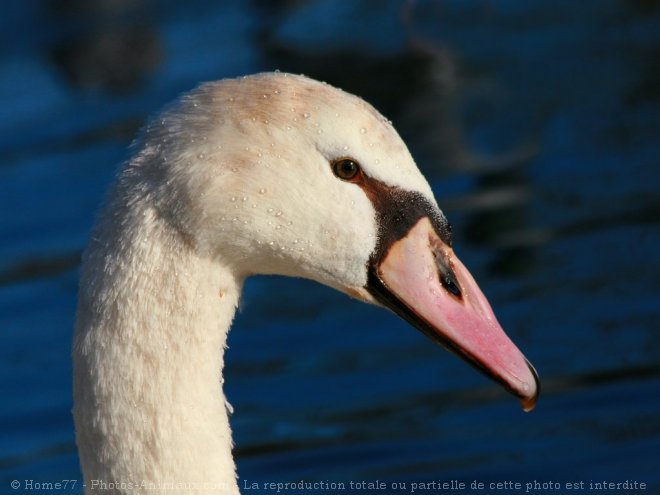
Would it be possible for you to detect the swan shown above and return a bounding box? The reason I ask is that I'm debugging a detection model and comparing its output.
[73,72,539,494]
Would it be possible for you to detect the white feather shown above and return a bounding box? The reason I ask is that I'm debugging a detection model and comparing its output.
[73,72,436,494]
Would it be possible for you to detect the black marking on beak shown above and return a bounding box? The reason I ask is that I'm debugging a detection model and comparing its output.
[356,177,451,268]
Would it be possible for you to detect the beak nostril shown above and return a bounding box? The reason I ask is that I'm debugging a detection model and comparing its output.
[432,245,463,299]
[439,269,462,298]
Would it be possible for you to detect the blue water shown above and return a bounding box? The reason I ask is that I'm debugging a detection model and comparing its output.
[1,1,659,494]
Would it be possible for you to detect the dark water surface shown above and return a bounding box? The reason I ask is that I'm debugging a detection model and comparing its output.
[1,1,659,494]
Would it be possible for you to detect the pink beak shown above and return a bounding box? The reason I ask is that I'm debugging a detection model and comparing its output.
[368,217,539,411]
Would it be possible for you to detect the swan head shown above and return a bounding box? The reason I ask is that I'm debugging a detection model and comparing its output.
[128,72,538,409]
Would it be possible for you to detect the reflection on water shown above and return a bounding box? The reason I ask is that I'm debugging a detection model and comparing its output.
[1,0,659,492]
[48,0,162,92]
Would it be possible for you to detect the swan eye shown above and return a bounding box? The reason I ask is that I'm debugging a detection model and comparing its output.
[332,158,362,182]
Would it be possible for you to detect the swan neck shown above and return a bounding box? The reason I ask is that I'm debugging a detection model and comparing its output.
[73,196,241,494]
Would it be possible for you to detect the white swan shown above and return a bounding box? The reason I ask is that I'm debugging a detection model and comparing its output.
[73,72,538,494]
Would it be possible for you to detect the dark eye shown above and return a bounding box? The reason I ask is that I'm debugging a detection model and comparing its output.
[332,158,362,182]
